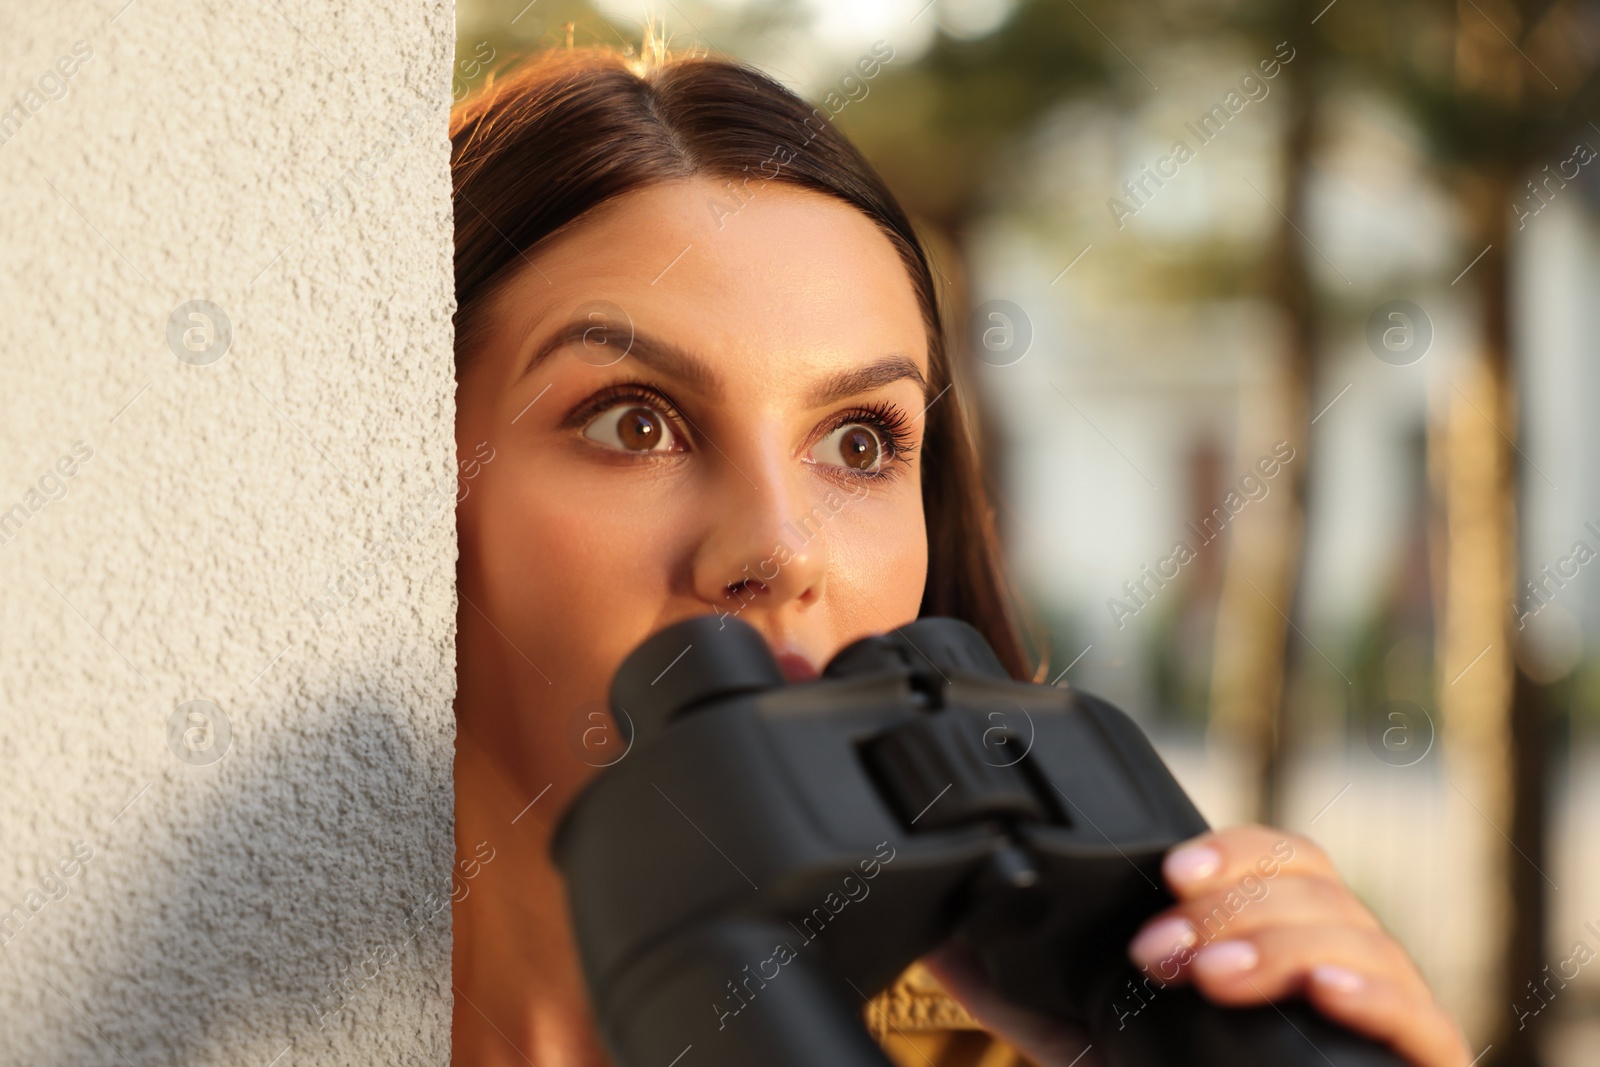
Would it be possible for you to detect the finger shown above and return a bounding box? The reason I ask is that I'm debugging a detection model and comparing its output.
[1176,925,1425,1007]
[1160,825,1338,901]
[1304,965,1474,1067]
[1129,873,1382,972]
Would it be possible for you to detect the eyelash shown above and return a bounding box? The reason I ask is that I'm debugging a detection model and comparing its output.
[564,382,691,441]
[826,400,918,481]
[563,380,919,480]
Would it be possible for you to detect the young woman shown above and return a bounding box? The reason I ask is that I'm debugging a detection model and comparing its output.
[448,44,1471,1067]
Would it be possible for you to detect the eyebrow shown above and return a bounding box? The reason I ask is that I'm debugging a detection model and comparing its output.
[804,355,928,407]
[518,320,719,397]
[518,319,930,406]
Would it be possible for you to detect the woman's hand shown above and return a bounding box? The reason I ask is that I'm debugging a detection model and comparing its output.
[1125,825,1471,1067]
[923,825,1472,1067]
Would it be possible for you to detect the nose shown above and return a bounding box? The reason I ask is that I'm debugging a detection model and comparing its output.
[690,460,830,621]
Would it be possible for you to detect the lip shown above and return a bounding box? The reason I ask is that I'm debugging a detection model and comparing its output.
[772,650,819,684]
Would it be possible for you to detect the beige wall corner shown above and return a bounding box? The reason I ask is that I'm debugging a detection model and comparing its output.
[0,1,457,1064]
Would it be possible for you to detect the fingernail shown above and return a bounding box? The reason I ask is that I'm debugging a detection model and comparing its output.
[1164,843,1222,887]
[1128,917,1197,969]
[1192,940,1259,979]
[1311,964,1364,994]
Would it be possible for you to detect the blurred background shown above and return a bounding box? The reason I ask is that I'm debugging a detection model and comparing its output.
[453,1,1600,1063]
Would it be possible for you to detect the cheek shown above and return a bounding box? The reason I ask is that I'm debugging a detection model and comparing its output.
[459,453,687,723]
[827,486,927,631]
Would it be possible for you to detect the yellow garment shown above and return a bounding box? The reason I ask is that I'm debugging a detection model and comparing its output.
[862,961,1038,1067]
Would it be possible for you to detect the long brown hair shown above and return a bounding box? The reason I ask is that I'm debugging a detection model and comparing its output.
[450,46,1036,680]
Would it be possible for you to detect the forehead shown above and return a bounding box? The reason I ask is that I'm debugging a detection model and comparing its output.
[486,178,931,392]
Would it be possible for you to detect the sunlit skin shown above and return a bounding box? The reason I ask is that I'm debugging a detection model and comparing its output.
[449,178,1470,1067]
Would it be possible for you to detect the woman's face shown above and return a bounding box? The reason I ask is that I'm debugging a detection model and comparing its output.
[454,178,931,797]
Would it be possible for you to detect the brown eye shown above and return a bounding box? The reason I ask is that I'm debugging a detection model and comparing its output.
[814,423,884,472]
[583,404,680,453]
[617,408,661,450]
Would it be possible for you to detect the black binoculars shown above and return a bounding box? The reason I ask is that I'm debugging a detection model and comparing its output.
[553,615,1407,1067]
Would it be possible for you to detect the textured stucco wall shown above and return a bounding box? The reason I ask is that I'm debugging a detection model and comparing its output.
[0,2,457,1064]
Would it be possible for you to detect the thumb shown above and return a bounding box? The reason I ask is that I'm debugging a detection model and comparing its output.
[920,942,1106,1067]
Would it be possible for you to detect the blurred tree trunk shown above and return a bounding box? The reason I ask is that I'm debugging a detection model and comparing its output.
[1429,167,1531,1064]
[1206,29,1320,825]
[1458,169,1551,1067]
[1506,668,1552,1067]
